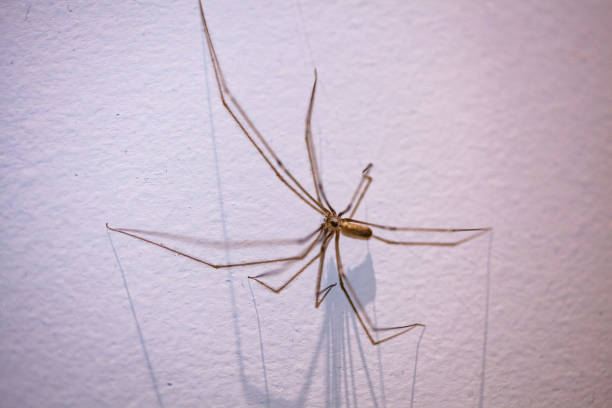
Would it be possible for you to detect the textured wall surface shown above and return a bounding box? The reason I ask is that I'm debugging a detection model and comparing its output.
[1,0,611,407]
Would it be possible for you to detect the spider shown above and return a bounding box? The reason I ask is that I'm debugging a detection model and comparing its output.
[107,0,490,345]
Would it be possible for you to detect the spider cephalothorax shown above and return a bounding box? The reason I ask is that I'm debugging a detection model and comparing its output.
[324,215,340,230]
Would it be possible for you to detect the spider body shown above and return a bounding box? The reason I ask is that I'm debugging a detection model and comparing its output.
[106,0,491,345]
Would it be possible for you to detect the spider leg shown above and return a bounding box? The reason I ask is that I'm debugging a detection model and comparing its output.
[371,230,489,246]
[345,219,491,233]
[248,250,322,293]
[313,233,336,308]
[343,219,491,246]
[107,223,323,269]
[304,69,335,213]
[339,163,373,217]
[111,225,324,249]
[334,233,423,345]
[249,232,334,296]
[305,69,323,206]
[198,1,326,215]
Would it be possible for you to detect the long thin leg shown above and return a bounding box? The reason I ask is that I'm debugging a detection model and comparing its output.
[345,219,491,233]
[106,223,323,269]
[248,250,322,293]
[198,1,326,215]
[334,233,423,345]
[249,232,334,297]
[303,69,335,213]
[304,69,323,206]
[313,233,336,308]
[343,219,491,246]
[111,226,324,249]
[371,228,489,247]
[339,163,373,217]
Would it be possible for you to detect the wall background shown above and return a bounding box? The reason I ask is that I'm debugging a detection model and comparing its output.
[1,0,611,407]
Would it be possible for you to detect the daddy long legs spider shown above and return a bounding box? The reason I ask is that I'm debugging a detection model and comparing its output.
[106,0,491,345]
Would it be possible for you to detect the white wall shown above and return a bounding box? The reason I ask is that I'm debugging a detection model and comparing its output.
[1,0,611,407]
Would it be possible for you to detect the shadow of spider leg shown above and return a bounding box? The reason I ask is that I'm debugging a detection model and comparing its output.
[333,233,423,346]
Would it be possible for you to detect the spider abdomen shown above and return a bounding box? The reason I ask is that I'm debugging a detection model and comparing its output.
[339,220,372,240]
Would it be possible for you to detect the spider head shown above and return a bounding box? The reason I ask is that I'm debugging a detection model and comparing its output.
[324,215,341,231]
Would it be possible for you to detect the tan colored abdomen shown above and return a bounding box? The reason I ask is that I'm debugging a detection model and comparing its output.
[340,221,372,240]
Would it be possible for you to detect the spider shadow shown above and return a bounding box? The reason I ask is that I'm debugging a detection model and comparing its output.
[107,230,165,408]
[322,251,385,407]
[240,250,425,407]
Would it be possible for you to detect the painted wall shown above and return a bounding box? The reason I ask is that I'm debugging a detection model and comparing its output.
[1,0,611,407]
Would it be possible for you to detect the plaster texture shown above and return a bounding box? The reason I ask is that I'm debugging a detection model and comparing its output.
[1,1,611,407]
